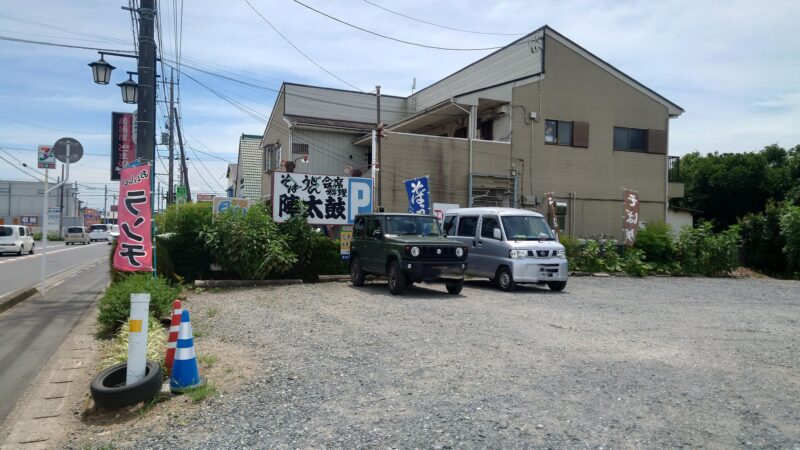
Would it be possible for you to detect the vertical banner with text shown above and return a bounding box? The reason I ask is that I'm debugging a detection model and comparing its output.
[114,164,153,272]
[111,112,136,181]
[623,188,640,246]
[404,176,431,214]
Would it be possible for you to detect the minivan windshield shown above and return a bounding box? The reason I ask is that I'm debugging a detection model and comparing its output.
[501,216,555,241]
[91,224,108,232]
[384,215,442,237]
[67,227,83,233]
[0,226,13,237]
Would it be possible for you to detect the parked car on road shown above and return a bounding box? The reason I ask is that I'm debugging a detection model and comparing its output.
[350,213,469,295]
[443,207,569,291]
[0,225,35,255]
[89,224,109,242]
[107,225,119,245]
[65,226,91,245]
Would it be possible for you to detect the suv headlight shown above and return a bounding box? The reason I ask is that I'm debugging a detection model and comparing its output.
[455,247,464,257]
[556,249,566,259]
[410,246,420,257]
[509,249,527,259]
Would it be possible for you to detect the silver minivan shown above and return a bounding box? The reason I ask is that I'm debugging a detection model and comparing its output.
[443,207,569,291]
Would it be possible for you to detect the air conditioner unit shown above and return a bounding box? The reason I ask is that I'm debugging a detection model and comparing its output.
[496,104,511,115]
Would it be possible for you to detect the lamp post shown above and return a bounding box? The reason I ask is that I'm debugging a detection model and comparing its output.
[88,56,115,85]
[117,72,139,104]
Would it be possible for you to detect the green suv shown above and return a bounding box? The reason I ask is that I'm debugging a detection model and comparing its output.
[350,213,468,295]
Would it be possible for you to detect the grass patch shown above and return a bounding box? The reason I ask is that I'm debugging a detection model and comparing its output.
[206,307,218,318]
[100,316,167,370]
[137,397,161,419]
[198,354,219,369]
[186,383,216,403]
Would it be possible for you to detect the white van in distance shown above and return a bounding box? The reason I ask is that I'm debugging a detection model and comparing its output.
[88,224,109,242]
[443,207,569,291]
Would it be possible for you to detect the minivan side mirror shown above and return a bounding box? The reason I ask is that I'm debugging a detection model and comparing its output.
[493,228,502,240]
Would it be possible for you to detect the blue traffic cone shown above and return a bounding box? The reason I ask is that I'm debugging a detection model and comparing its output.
[170,310,205,393]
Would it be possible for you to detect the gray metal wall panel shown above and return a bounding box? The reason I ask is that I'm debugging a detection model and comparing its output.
[290,129,369,178]
[284,84,408,124]
[410,30,544,111]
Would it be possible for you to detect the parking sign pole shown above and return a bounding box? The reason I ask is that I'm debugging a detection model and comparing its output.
[41,143,71,293]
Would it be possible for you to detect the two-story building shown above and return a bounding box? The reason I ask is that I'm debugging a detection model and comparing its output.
[258,26,685,240]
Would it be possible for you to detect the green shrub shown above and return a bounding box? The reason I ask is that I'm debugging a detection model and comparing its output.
[780,204,800,276]
[571,240,604,272]
[559,234,581,260]
[310,236,349,276]
[201,204,296,280]
[622,248,653,277]
[739,203,786,276]
[674,222,740,276]
[600,240,623,272]
[634,222,674,265]
[98,274,180,334]
[155,202,213,281]
[33,231,64,241]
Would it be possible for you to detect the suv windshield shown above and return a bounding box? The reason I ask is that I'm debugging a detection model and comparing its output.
[68,227,83,233]
[384,215,442,237]
[0,227,13,237]
[501,216,555,241]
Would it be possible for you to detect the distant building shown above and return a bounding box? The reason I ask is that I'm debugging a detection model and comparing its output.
[236,134,262,201]
[0,180,81,232]
[258,25,686,240]
[226,163,240,197]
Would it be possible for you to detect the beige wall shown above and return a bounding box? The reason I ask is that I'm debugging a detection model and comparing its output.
[261,93,289,200]
[509,35,671,239]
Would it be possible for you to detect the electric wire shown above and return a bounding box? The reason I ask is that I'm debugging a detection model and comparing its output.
[361,0,524,36]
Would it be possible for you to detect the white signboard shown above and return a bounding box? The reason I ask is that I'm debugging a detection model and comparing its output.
[38,145,55,169]
[272,173,373,225]
[47,207,60,228]
[212,197,253,217]
[433,202,460,221]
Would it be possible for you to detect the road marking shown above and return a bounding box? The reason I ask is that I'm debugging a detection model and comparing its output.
[0,243,107,265]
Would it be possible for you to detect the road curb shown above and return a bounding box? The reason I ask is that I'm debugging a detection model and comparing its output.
[317,275,350,282]
[0,287,39,314]
[0,256,104,315]
[194,279,303,288]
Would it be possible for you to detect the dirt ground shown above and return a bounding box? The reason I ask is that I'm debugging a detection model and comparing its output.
[62,277,799,449]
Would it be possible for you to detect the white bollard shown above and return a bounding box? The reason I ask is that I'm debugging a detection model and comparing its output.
[126,293,151,385]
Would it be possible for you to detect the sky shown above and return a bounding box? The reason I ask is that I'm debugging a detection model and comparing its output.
[1,0,798,210]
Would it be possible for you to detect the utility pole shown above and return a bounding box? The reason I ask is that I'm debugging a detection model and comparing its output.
[167,69,175,205]
[103,185,108,224]
[376,85,382,209]
[58,165,64,236]
[174,107,191,202]
[136,0,156,164]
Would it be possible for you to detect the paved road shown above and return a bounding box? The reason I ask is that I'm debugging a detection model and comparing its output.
[0,262,108,424]
[0,241,109,298]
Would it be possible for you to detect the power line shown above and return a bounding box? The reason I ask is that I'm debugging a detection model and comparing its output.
[0,35,134,53]
[293,0,507,51]
[0,114,108,135]
[361,0,524,36]
[241,0,362,92]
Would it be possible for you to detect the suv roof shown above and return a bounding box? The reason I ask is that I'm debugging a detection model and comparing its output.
[445,207,544,218]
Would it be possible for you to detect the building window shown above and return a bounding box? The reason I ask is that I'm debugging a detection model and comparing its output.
[544,120,572,146]
[479,119,494,140]
[614,127,648,152]
[263,145,274,171]
[292,143,309,156]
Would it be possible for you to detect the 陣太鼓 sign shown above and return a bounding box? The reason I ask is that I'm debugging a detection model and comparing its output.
[272,173,372,225]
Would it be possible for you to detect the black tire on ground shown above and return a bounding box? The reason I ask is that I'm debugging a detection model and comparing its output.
[350,257,366,287]
[547,281,567,291]
[446,279,464,295]
[387,260,406,295]
[90,360,163,409]
[404,277,414,287]
[17,246,23,256]
[496,267,516,292]
[29,244,34,255]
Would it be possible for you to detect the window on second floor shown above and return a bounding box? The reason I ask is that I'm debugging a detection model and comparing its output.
[292,143,309,156]
[544,120,573,146]
[613,127,648,152]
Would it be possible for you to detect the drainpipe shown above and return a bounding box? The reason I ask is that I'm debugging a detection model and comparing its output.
[282,117,294,163]
[450,99,473,206]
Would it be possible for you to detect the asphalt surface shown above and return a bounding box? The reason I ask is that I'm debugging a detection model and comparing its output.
[0,240,109,298]
[0,262,108,425]
[64,277,800,449]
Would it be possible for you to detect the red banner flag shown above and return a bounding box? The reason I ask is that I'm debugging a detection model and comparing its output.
[114,164,153,272]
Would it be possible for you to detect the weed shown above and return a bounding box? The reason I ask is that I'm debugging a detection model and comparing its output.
[207,308,218,318]
[198,354,219,368]
[186,383,216,403]
[137,398,161,419]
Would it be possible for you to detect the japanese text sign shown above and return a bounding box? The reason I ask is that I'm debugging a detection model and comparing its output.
[111,112,136,181]
[38,145,55,169]
[272,173,372,225]
[623,188,640,246]
[114,164,152,272]
[404,176,431,214]
[340,225,353,260]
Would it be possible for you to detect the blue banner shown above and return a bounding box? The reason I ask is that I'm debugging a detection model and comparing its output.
[404,176,431,214]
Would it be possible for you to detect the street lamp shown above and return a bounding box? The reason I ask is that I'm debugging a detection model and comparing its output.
[88,55,115,85]
[117,72,139,104]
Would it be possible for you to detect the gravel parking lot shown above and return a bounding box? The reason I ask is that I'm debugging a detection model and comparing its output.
[70,277,799,449]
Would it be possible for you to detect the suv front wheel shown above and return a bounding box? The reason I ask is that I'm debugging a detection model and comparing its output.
[350,257,366,287]
[387,260,406,295]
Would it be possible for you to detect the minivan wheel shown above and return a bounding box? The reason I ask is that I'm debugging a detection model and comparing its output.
[351,257,366,287]
[547,281,567,292]
[387,260,406,295]
[496,267,516,292]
